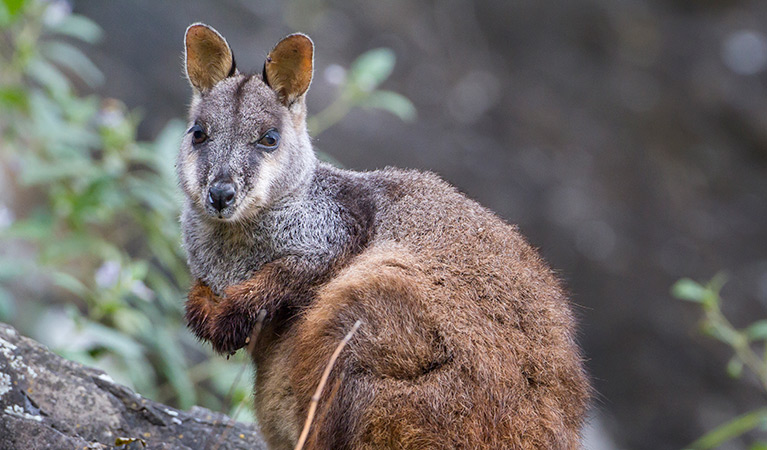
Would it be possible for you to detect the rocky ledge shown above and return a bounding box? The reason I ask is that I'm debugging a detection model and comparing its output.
[0,322,266,450]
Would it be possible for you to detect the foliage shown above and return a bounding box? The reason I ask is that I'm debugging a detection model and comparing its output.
[0,0,414,420]
[0,0,230,412]
[307,47,416,136]
[673,276,767,449]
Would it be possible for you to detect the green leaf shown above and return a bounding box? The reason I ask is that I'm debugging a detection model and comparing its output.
[0,287,15,321]
[41,41,104,87]
[0,0,27,26]
[128,260,149,281]
[672,278,707,303]
[751,442,767,450]
[348,48,395,92]
[746,320,767,341]
[208,359,253,395]
[686,408,767,450]
[360,90,417,121]
[41,234,112,265]
[152,120,186,156]
[81,322,144,359]
[113,308,151,337]
[144,270,184,313]
[122,354,156,396]
[27,89,65,134]
[49,14,103,44]
[4,215,53,241]
[0,87,28,110]
[0,257,28,279]
[51,271,90,298]
[232,405,256,423]
[152,329,196,408]
[27,58,71,94]
[3,0,25,15]
[19,157,99,186]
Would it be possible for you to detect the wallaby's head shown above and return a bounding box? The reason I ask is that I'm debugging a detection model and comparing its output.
[178,23,316,221]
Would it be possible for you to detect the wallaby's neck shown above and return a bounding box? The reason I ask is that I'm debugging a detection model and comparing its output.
[183,161,367,294]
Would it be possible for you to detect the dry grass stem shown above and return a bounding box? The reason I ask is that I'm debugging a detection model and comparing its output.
[294,319,362,450]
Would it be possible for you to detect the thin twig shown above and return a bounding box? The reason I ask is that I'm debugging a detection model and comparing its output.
[294,319,362,450]
[685,407,767,450]
[211,309,267,450]
[706,306,767,392]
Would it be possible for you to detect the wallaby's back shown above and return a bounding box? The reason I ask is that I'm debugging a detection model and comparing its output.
[179,24,590,450]
[258,166,589,448]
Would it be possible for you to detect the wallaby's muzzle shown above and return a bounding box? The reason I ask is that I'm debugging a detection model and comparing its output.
[208,180,236,214]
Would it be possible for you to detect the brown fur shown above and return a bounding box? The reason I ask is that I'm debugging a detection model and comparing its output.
[181,26,590,450]
[187,172,590,449]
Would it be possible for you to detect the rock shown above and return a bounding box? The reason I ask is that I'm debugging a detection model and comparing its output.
[0,322,266,450]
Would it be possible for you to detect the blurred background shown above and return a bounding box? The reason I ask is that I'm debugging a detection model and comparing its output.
[2,0,767,448]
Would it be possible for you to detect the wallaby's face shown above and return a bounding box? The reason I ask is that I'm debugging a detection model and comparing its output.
[178,24,315,222]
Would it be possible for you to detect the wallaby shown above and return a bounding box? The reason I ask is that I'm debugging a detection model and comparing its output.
[179,23,590,449]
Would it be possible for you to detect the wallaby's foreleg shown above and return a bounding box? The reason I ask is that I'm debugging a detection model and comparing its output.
[185,280,261,354]
[185,256,333,354]
[185,280,220,344]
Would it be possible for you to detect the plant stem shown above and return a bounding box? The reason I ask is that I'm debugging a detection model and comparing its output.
[707,305,767,392]
[294,319,361,450]
[685,407,767,450]
[306,91,354,137]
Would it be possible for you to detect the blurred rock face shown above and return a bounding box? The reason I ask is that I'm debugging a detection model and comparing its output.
[75,0,767,448]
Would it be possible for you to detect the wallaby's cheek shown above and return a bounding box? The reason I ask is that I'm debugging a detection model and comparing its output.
[237,156,280,218]
[180,151,204,206]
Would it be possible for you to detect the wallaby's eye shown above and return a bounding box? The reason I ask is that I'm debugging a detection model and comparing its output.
[188,124,208,145]
[256,129,280,151]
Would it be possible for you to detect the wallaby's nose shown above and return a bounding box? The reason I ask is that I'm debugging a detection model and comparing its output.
[208,181,236,212]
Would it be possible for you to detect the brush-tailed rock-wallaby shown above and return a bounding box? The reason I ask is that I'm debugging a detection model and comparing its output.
[179,23,590,449]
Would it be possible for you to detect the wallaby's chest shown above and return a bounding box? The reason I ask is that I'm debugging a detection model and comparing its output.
[181,199,346,295]
[187,241,266,295]
[182,215,275,295]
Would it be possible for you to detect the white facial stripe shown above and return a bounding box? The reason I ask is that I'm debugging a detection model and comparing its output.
[229,153,279,222]
[182,151,202,206]
[253,154,278,203]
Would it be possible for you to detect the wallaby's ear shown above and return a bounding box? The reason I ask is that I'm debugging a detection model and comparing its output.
[263,34,313,106]
[185,23,236,94]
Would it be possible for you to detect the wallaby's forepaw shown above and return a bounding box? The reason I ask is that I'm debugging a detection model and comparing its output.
[185,278,264,355]
[205,295,258,354]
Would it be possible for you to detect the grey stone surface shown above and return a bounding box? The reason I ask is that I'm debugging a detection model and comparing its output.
[0,322,266,450]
